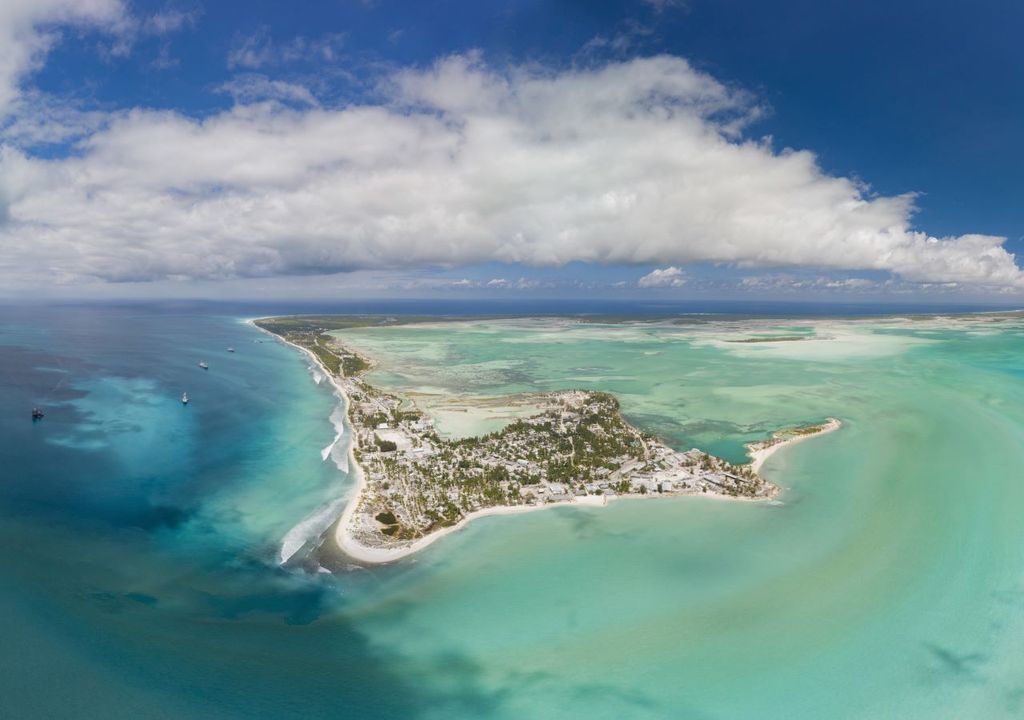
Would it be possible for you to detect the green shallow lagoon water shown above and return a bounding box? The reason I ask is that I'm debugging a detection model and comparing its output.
[334,317,1024,719]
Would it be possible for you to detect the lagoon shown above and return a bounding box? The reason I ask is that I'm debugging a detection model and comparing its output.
[2,305,1023,718]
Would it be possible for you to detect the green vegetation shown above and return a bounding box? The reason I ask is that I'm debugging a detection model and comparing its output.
[375,436,398,452]
[254,317,371,377]
[789,422,833,436]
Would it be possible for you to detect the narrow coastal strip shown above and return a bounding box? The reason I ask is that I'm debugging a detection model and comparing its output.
[747,418,843,473]
[254,316,840,565]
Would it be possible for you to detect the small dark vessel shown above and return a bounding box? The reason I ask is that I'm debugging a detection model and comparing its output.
[198,361,209,370]
[31,407,44,420]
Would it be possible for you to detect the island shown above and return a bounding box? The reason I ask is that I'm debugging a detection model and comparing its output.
[253,316,841,564]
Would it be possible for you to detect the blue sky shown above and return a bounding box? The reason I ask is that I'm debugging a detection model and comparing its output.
[1,0,1022,301]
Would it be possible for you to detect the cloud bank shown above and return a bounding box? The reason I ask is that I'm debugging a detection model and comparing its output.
[0,45,1020,288]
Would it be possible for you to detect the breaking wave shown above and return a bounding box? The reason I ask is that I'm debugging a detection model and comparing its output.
[278,496,348,565]
[308,364,325,385]
[320,402,349,469]
[279,355,359,567]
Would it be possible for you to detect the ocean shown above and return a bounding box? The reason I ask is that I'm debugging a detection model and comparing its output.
[2,301,1023,719]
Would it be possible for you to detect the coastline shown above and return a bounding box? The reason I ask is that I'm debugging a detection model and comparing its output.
[247,319,373,562]
[746,418,842,473]
[335,494,611,564]
[252,317,841,566]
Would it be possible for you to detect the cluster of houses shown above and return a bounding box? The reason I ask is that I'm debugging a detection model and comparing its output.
[338,379,771,545]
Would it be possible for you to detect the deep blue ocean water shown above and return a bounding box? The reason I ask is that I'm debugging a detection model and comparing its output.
[0,304,408,718]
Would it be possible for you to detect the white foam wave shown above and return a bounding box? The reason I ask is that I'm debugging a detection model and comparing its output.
[280,401,352,565]
[320,402,349,466]
[278,496,348,565]
[332,444,350,473]
[308,364,325,384]
[280,370,356,566]
[320,435,339,462]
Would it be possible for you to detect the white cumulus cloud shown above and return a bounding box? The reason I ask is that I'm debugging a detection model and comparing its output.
[0,0,128,117]
[638,266,686,287]
[0,52,1020,290]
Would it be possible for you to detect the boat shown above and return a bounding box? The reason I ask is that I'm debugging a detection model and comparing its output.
[198,361,209,370]
[181,392,189,405]
[31,407,44,420]
[227,347,235,353]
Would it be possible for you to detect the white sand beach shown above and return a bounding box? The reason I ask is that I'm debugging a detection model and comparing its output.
[746,418,842,473]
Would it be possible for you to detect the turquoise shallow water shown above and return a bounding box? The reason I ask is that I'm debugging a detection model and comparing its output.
[2,307,1024,718]
[339,317,1024,719]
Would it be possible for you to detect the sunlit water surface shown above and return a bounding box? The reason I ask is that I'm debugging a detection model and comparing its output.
[2,306,1023,719]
